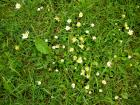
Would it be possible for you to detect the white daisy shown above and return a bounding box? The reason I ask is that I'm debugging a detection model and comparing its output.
[55,69,59,72]
[88,91,92,94]
[73,56,77,61]
[79,36,84,42]
[45,39,48,42]
[85,66,90,72]
[92,36,96,41]
[76,22,81,27]
[37,8,41,11]
[54,35,58,39]
[15,45,20,51]
[85,84,90,90]
[85,30,89,34]
[102,80,107,85]
[40,6,43,9]
[60,59,64,63]
[76,57,83,64]
[96,72,100,76]
[71,83,75,89]
[107,61,112,67]
[65,26,71,31]
[128,55,132,59]
[128,29,134,35]
[79,12,83,17]
[86,74,90,79]
[37,81,41,85]
[115,96,119,100]
[67,19,72,24]
[124,22,129,30]
[91,23,95,27]
[54,16,60,22]
[22,31,29,39]
[15,3,21,9]
[62,45,65,49]
[78,44,84,49]
[122,14,126,18]
[72,37,77,43]
[69,48,74,52]
[52,62,55,64]
[52,46,56,49]
[80,69,85,76]
[55,44,60,48]
[99,89,103,92]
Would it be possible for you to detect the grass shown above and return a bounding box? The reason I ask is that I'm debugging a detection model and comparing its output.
[0,0,140,105]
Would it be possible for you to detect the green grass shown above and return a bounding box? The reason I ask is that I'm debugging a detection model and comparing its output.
[0,0,140,105]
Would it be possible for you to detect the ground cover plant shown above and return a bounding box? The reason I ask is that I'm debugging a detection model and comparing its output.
[0,0,140,105]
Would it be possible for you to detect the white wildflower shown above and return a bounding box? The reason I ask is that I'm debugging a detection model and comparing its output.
[92,36,96,41]
[78,44,84,49]
[69,48,74,52]
[79,12,83,17]
[79,36,84,42]
[115,23,118,25]
[15,45,20,51]
[67,19,72,24]
[85,84,89,90]
[73,56,77,61]
[91,23,95,27]
[128,29,134,35]
[96,72,100,76]
[128,55,132,59]
[54,35,58,39]
[55,44,60,48]
[124,22,129,30]
[37,81,41,85]
[71,83,75,89]
[115,96,119,100]
[62,45,65,49]
[22,31,29,39]
[122,14,126,18]
[85,66,90,72]
[72,37,77,43]
[52,62,55,64]
[54,16,60,22]
[80,69,85,76]
[45,39,48,42]
[55,69,59,72]
[102,80,107,85]
[37,8,41,11]
[60,59,64,63]
[107,61,112,67]
[76,57,83,64]
[52,46,56,49]
[86,74,90,79]
[65,26,71,31]
[76,22,81,27]
[88,91,92,94]
[15,3,21,9]
[37,6,43,11]
[99,89,103,92]
[85,30,89,34]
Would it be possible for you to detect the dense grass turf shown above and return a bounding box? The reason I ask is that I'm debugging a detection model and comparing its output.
[0,0,140,105]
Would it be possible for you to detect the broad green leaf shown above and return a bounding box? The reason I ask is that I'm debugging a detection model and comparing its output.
[35,38,50,54]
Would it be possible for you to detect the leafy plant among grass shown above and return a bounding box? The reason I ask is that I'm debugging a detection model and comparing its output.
[0,0,140,105]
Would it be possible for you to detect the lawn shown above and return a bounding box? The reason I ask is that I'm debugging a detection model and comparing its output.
[0,0,140,105]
